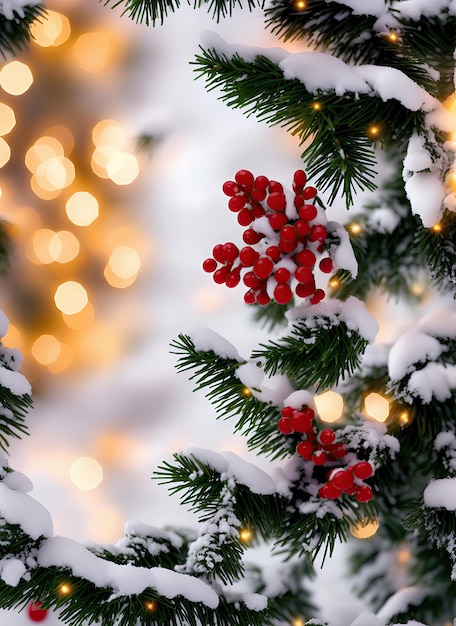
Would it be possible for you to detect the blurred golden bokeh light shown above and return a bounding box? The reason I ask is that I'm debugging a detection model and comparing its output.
[0,103,16,135]
[73,32,112,73]
[314,390,344,423]
[31,228,57,264]
[50,231,80,263]
[66,191,99,226]
[25,136,65,172]
[70,456,103,491]
[106,152,139,185]
[92,119,126,148]
[36,156,75,191]
[0,61,33,95]
[364,392,390,422]
[62,302,95,330]
[350,518,380,539]
[0,137,11,168]
[30,10,71,48]
[104,246,140,288]
[54,280,88,315]
[31,334,61,365]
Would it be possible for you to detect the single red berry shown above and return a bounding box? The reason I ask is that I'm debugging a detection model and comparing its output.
[251,187,267,201]
[235,169,254,189]
[274,283,293,305]
[310,288,326,304]
[239,246,259,266]
[228,196,247,212]
[281,405,294,418]
[344,483,358,496]
[265,246,281,262]
[303,186,317,200]
[243,229,263,244]
[318,428,336,446]
[267,192,287,212]
[329,443,348,459]
[278,417,293,434]
[296,440,314,460]
[268,213,288,231]
[318,482,342,500]
[308,224,328,242]
[274,267,291,283]
[244,290,256,305]
[295,281,316,298]
[290,411,313,433]
[293,169,307,188]
[280,225,296,242]
[331,469,354,492]
[355,484,373,503]
[303,406,315,420]
[237,208,254,226]
[352,461,373,480]
[299,204,318,221]
[268,180,283,193]
[212,244,225,263]
[295,220,310,237]
[256,290,271,305]
[243,271,261,289]
[319,257,333,273]
[295,266,313,284]
[223,242,239,263]
[251,202,266,218]
[254,175,269,190]
[222,180,241,196]
[279,239,297,254]
[296,249,316,267]
[213,266,230,284]
[27,601,48,622]
[312,450,328,465]
[202,258,217,273]
[253,257,274,279]
[225,269,241,288]
[294,194,304,208]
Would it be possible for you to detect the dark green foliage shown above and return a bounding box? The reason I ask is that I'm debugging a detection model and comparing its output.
[414,210,456,294]
[0,5,46,58]
[0,344,32,450]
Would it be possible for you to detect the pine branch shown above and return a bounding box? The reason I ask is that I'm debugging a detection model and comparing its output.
[0,344,32,450]
[414,210,456,294]
[0,5,46,58]
[102,0,261,25]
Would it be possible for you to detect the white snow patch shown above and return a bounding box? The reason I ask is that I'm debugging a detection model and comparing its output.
[235,362,264,391]
[407,362,452,403]
[2,471,33,493]
[0,367,31,396]
[424,478,456,510]
[200,30,288,65]
[0,0,39,20]
[405,171,445,227]
[283,389,315,411]
[376,586,430,622]
[0,483,53,540]
[403,133,434,172]
[388,330,443,380]
[328,0,385,16]
[366,208,401,234]
[418,308,456,339]
[392,0,452,19]
[350,611,384,626]
[328,221,358,276]
[190,326,241,361]
[0,558,26,587]
[340,297,379,342]
[0,310,8,338]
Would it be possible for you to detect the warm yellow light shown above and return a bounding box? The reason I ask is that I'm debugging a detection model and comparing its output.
[36,156,75,191]
[399,410,410,426]
[54,281,88,315]
[32,228,56,264]
[31,334,61,366]
[25,136,65,173]
[350,518,380,539]
[364,392,390,423]
[431,223,442,233]
[86,506,123,543]
[91,145,117,178]
[50,231,80,263]
[0,103,15,135]
[144,601,158,613]
[293,0,306,9]
[66,191,99,226]
[57,583,72,596]
[0,61,33,95]
[62,302,95,330]
[106,152,139,185]
[368,125,381,138]
[410,281,425,297]
[30,10,71,47]
[30,175,61,200]
[47,343,73,374]
[1,323,23,351]
[397,546,411,564]
[104,264,138,289]
[107,246,141,279]
[70,456,103,491]
[0,137,11,167]
[349,223,362,235]
[92,119,126,148]
[329,278,339,288]
[387,31,399,43]
[314,390,344,423]
[239,527,254,543]
[311,101,322,111]
[292,619,305,626]
[73,32,111,73]
[241,386,252,397]
[43,125,75,154]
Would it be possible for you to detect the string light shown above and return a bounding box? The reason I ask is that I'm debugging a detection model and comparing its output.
[399,410,411,427]
[350,518,380,539]
[292,619,305,626]
[0,61,33,95]
[144,601,158,612]
[57,583,72,596]
[431,223,442,233]
[349,222,362,235]
[396,546,411,564]
[367,124,381,139]
[292,0,307,9]
[311,101,322,111]
[387,31,400,43]
[314,390,344,423]
[329,278,339,288]
[239,527,254,543]
[66,191,99,226]
[363,392,390,422]
[241,386,252,397]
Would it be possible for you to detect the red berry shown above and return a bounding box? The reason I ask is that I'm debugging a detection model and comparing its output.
[295,220,310,237]
[318,482,342,500]
[280,225,296,242]
[223,242,239,262]
[268,213,288,231]
[222,180,240,196]
[268,180,283,193]
[274,267,291,283]
[251,202,266,218]
[267,192,287,212]
[331,469,354,492]
[266,246,281,262]
[299,204,318,221]
[228,196,247,212]
[226,269,241,288]
[243,229,263,244]
[281,405,294,418]
[254,175,269,190]
[202,258,217,273]
[212,244,225,263]
[235,169,254,189]
[274,283,293,305]
[355,484,373,503]
[310,288,326,304]
[251,188,267,201]
[295,266,313,283]
[296,441,314,460]
[329,443,348,459]
[318,428,336,446]
[312,450,328,465]
[256,290,271,305]
[278,240,297,254]
[237,208,254,226]
[278,417,293,434]
[244,290,256,304]
[352,461,373,480]
[213,266,230,284]
[303,406,315,420]
[243,271,261,289]
[290,410,313,433]
[296,250,316,267]
[303,186,317,200]
[27,601,48,622]
[293,169,307,188]
[294,194,304,208]
[319,257,333,273]
[308,224,328,242]
[253,257,274,279]
[295,281,316,298]
[239,246,259,266]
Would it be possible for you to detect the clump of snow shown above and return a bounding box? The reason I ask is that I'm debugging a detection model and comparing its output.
[200,30,288,65]
[224,590,268,611]
[392,0,454,19]
[339,297,379,342]
[327,221,358,276]
[418,308,456,339]
[0,367,31,396]
[424,478,456,510]
[189,326,241,361]
[388,330,443,380]
[0,310,8,338]
[403,133,434,172]
[2,471,33,493]
[365,208,401,234]
[0,0,38,20]
[407,362,452,403]
[283,389,315,411]
[0,483,53,540]
[0,558,26,587]
[328,0,385,16]
[376,586,430,622]
[350,611,384,626]
[235,362,264,391]
[404,172,445,227]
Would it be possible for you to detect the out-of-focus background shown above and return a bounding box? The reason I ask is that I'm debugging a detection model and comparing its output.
[0,1,390,623]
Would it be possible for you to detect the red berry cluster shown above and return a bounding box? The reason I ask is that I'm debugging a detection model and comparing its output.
[202,169,333,306]
[278,405,374,503]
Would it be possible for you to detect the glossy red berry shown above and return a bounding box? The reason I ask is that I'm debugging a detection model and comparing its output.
[243,271,261,289]
[251,202,266,218]
[312,450,328,466]
[27,601,48,622]
[235,169,254,188]
[309,224,328,242]
[274,267,291,283]
[278,417,293,434]
[267,192,287,212]
[303,186,317,200]
[253,257,274,279]
[295,281,316,298]
[243,229,263,244]
[331,469,354,491]
[310,288,326,304]
[318,482,342,500]
[295,220,310,237]
[318,428,336,446]
[244,290,256,304]
[299,204,318,221]
[237,208,254,226]
[329,443,348,459]
[274,283,293,304]
[225,269,241,288]
[319,257,333,273]
[212,244,225,263]
[296,441,314,460]
[268,180,283,193]
[290,410,313,433]
[280,225,296,242]
[254,175,269,190]
[202,258,217,273]
[355,484,373,503]
[265,246,281,262]
[296,250,316,267]
[279,239,297,253]
[294,194,304,208]
[281,406,294,418]
[256,290,271,305]
[352,461,373,480]
[222,181,241,196]
[228,196,247,212]
[268,213,288,231]
[251,187,266,201]
[239,246,259,266]
[223,242,239,262]
[293,169,307,188]
[295,266,313,284]
[213,266,230,284]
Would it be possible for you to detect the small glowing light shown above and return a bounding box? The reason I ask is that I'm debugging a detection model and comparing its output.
[70,456,103,491]
[350,518,380,539]
[0,103,15,135]
[292,619,305,626]
[329,278,339,288]
[397,547,411,564]
[50,231,80,263]
[314,390,344,423]
[30,10,71,47]
[0,61,33,95]
[36,156,75,191]
[32,228,56,264]
[0,137,11,167]
[54,281,88,315]
[31,335,61,365]
[293,0,306,9]
[62,302,95,330]
[73,32,112,73]
[25,136,65,173]
[144,601,158,612]
[91,145,117,178]
[311,101,322,111]
[66,191,99,226]
[44,125,75,154]
[410,281,425,297]
[104,264,138,289]
[2,323,23,351]
[387,31,399,43]
[239,527,254,543]
[106,152,139,185]
[368,124,381,138]
[431,223,442,233]
[364,392,390,423]
[349,223,362,235]
[57,583,72,596]
[399,410,410,426]
[92,119,126,148]
[241,386,252,397]
[30,174,61,200]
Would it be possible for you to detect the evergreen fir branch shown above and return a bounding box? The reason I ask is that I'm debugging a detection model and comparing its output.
[0,5,46,58]
[193,46,427,205]
[0,345,32,450]
[251,317,369,391]
[414,210,456,295]
[252,300,289,331]
[102,0,260,25]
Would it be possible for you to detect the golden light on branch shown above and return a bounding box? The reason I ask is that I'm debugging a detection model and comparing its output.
[399,410,411,427]
[239,527,254,544]
[57,583,72,597]
[431,223,442,233]
[30,10,71,47]
[292,0,306,10]
[349,222,362,235]
[314,390,344,423]
[367,124,381,139]
[144,601,158,613]
[0,61,33,95]
[350,518,380,539]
